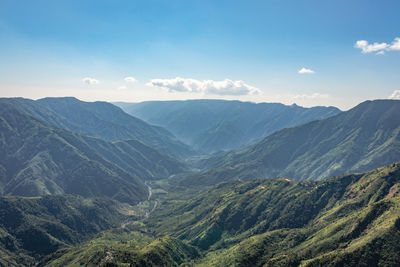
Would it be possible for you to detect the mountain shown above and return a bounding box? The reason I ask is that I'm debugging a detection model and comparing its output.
[181,99,400,186]
[0,195,127,266]
[40,162,400,266]
[117,99,341,153]
[6,97,193,159]
[147,162,400,266]
[0,100,187,203]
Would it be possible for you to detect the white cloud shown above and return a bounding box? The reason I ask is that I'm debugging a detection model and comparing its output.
[298,67,315,74]
[146,77,261,96]
[82,77,99,85]
[203,79,261,95]
[354,40,388,54]
[389,90,400,99]
[388,37,400,51]
[124,77,137,83]
[355,37,400,54]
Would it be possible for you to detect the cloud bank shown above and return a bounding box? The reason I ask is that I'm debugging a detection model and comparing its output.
[389,90,400,99]
[355,37,400,55]
[146,77,261,96]
[82,77,99,85]
[298,68,315,74]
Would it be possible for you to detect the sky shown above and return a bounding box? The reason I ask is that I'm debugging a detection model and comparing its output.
[0,0,400,110]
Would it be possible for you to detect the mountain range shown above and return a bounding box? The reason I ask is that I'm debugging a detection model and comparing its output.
[1,97,400,266]
[0,98,188,203]
[7,97,193,159]
[117,99,341,153]
[181,99,400,186]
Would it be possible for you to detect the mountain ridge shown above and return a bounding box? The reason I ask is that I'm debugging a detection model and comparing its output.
[181,99,400,186]
[3,97,194,159]
[117,99,341,153]
[0,99,187,203]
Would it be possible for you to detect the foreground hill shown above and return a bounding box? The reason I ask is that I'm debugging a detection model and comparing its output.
[184,99,400,185]
[0,195,127,266]
[4,97,193,159]
[0,101,187,203]
[151,162,400,266]
[42,162,400,266]
[118,99,340,153]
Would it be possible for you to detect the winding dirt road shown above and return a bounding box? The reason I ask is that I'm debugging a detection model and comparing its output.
[121,181,158,228]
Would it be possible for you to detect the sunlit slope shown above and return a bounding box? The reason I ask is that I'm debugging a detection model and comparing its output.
[152,163,400,266]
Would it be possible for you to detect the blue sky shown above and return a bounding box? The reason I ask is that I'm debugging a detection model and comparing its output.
[0,0,399,109]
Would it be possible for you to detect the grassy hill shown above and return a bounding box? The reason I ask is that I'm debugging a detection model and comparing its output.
[118,99,340,153]
[182,100,400,185]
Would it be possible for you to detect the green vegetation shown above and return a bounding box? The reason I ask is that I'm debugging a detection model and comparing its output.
[3,97,193,159]
[183,100,400,185]
[118,99,340,153]
[43,233,199,267]
[0,195,129,266]
[1,98,400,266]
[36,97,194,159]
[0,99,189,203]
[32,162,400,266]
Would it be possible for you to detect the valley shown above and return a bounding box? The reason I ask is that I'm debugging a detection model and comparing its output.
[0,97,400,266]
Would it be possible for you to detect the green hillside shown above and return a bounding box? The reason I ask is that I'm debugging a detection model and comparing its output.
[1,98,400,266]
[38,162,400,266]
[0,100,187,203]
[0,195,128,266]
[43,234,199,267]
[118,99,340,153]
[152,162,400,266]
[183,100,400,185]
[5,97,194,159]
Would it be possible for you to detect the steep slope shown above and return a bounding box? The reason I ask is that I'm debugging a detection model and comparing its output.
[149,162,400,266]
[0,101,186,203]
[183,99,400,185]
[0,195,127,266]
[41,163,400,266]
[6,97,193,159]
[119,99,341,152]
[43,234,199,267]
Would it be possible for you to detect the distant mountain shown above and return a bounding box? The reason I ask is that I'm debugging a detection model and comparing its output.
[182,100,400,185]
[0,100,187,203]
[0,195,127,266]
[117,99,341,153]
[7,97,193,159]
[147,162,400,266]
